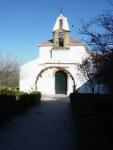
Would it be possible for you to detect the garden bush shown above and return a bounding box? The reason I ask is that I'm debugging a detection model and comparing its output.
[0,89,41,123]
[70,93,94,119]
[69,93,113,150]
[70,93,113,115]
[29,91,41,106]
[0,94,9,121]
[0,94,16,121]
[14,91,41,114]
[15,93,29,114]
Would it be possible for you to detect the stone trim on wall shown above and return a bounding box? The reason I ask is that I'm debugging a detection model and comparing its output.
[35,66,76,92]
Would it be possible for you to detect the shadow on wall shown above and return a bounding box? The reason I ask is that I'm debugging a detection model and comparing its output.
[76,78,108,94]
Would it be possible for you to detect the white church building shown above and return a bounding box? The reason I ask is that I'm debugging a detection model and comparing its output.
[19,14,90,95]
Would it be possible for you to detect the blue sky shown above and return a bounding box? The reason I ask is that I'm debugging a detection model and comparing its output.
[0,0,112,64]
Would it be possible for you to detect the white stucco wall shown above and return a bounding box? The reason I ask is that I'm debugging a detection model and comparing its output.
[39,46,53,60]
[38,45,89,63]
[19,59,40,93]
[37,69,55,95]
[19,44,90,95]
[69,45,89,63]
[51,49,70,61]
[53,14,70,31]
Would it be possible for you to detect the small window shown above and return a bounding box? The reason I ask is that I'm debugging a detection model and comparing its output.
[59,19,63,29]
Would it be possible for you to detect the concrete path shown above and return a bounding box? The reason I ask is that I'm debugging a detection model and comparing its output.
[0,96,78,150]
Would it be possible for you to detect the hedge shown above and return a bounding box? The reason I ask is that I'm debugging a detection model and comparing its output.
[69,93,113,150]
[0,91,41,123]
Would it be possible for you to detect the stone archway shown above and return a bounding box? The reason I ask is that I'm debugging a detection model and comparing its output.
[35,66,76,92]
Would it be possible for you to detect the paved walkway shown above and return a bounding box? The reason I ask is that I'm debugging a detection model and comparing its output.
[0,96,78,150]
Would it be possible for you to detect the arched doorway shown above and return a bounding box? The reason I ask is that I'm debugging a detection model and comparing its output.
[35,66,76,93]
[55,71,67,94]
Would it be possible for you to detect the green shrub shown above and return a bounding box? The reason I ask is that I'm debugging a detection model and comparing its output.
[29,91,41,106]
[70,93,94,119]
[16,93,29,114]
[15,91,41,114]
[70,93,113,119]
[69,93,113,150]
[7,95,16,114]
[0,88,13,95]
[0,94,16,121]
[0,95,9,121]
[0,90,41,123]
[15,91,26,100]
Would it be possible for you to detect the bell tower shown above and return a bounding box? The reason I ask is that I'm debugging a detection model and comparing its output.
[53,14,70,49]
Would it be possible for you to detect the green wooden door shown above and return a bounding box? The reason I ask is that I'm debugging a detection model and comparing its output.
[55,71,67,94]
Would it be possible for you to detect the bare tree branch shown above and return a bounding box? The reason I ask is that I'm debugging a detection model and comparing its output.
[0,50,19,89]
[78,4,113,94]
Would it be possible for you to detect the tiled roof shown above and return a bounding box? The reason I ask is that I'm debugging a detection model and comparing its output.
[38,37,82,47]
[38,39,54,47]
[69,37,82,45]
